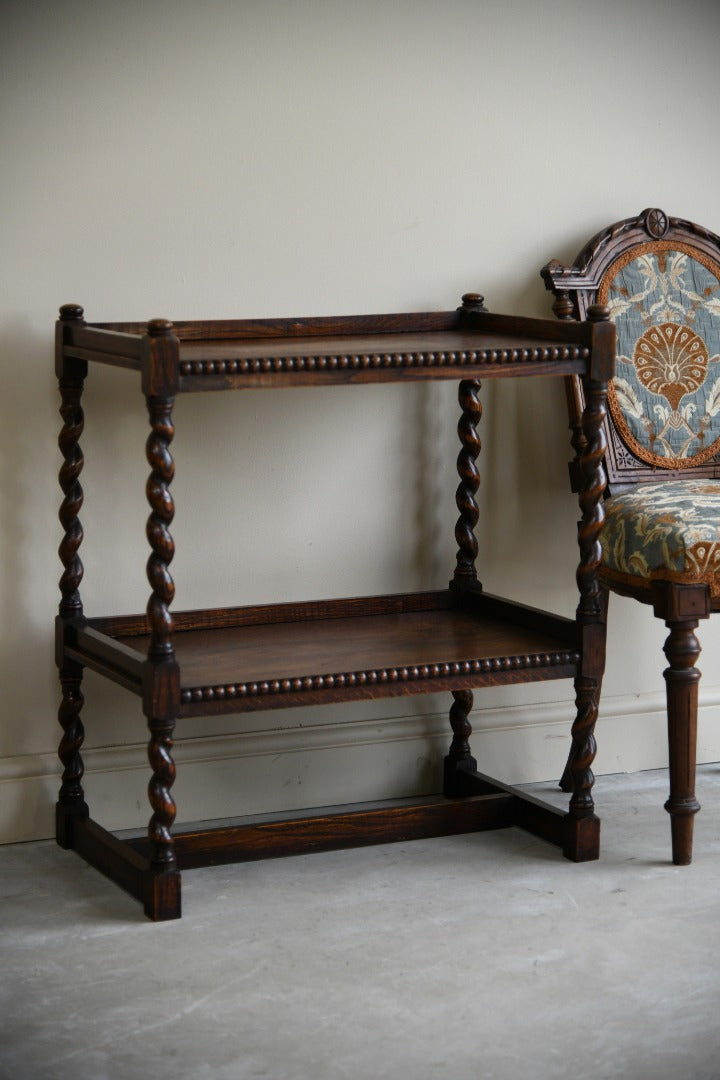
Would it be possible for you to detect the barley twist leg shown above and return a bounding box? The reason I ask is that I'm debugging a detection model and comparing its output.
[453,379,481,586]
[56,329,89,839]
[568,374,607,817]
[444,690,478,796]
[144,395,178,884]
[145,396,175,657]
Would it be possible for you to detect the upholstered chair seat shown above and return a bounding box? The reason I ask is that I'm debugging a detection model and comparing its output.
[602,479,720,598]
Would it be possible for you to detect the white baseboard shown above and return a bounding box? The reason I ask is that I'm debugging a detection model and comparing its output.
[3,690,720,845]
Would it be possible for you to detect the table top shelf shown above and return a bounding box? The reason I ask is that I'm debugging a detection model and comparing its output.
[59,305,602,391]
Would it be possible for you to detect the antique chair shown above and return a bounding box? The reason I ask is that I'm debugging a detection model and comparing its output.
[542,207,720,864]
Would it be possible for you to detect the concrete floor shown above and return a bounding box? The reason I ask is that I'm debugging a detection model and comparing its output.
[2,767,720,1080]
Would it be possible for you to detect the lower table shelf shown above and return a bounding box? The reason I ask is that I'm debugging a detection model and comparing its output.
[66,589,581,715]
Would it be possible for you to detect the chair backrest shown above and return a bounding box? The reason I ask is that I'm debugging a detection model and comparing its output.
[542,208,720,491]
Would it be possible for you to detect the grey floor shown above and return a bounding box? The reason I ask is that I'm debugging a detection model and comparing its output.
[2,768,720,1080]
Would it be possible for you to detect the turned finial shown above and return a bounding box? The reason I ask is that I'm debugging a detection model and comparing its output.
[587,304,611,322]
[460,292,487,312]
[147,317,174,336]
[552,291,575,321]
[59,303,84,322]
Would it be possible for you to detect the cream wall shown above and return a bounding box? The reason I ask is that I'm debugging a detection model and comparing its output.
[3,0,720,843]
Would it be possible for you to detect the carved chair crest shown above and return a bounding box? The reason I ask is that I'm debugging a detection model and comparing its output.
[542,207,720,488]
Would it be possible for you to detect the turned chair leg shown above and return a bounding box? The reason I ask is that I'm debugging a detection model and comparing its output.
[662,618,702,865]
[653,582,709,865]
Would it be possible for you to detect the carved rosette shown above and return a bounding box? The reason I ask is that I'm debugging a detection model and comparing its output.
[454,380,482,583]
[644,207,669,239]
[145,398,176,656]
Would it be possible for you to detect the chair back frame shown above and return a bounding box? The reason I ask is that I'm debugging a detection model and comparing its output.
[542,208,720,492]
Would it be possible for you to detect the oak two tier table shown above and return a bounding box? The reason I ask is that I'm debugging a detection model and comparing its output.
[55,294,615,920]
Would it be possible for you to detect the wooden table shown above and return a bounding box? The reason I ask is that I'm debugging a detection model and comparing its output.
[55,293,615,919]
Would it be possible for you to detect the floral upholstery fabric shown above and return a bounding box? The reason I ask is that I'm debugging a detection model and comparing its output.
[601,479,720,596]
[598,243,720,469]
